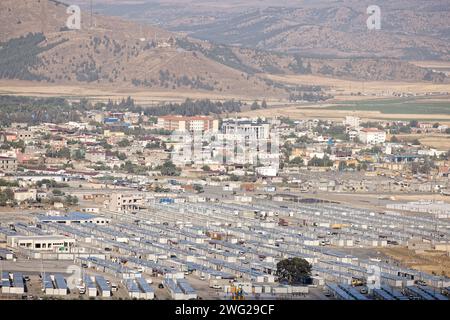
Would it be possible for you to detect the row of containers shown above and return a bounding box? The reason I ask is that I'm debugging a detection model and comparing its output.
[0,271,155,299]
[1,272,25,295]
[325,283,448,301]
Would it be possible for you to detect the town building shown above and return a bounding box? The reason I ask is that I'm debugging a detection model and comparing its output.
[358,128,386,145]
[222,119,270,140]
[38,212,111,225]
[343,116,361,129]
[0,156,17,172]
[7,235,76,251]
[157,116,219,132]
[109,193,144,213]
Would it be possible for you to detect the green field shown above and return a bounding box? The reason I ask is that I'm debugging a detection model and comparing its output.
[310,97,450,115]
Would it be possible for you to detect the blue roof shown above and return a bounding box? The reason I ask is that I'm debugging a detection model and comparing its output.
[177,280,196,294]
[39,212,96,222]
[95,276,110,292]
[54,274,67,290]
[136,277,154,294]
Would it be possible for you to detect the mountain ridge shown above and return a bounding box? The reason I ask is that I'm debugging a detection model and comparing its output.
[0,0,447,100]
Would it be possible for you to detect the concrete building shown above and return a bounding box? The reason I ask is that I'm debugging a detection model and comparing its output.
[7,235,76,251]
[157,116,219,132]
[109,193,144,212]
[0,156,17,172]
[85,151,106,163]
[13,189,37,203]
[38,212,111,225]
[358,128,386,145]
[222,119,270,140]
[343,116,361,129]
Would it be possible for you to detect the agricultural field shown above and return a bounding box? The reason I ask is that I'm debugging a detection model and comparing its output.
[315,97,450,115]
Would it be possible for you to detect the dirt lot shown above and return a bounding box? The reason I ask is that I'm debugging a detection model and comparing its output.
[0,80,282,105]
[379,247,450,277]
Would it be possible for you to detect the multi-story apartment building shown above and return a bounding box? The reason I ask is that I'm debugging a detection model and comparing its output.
[157,116,219,132]
[358,128,386,145]
[343,116,361,129]
[109,193,144,213]
[222,119,270,140]
[0,156,17,172]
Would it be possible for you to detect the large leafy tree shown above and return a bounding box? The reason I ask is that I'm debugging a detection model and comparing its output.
[276,257,312,285]
[159,161,181,176]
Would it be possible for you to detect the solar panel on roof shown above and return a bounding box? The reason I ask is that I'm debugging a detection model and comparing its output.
[95,276,110,292]
[164,278,183,294]
[326,283,354,300]
[418,286,448,300]
[406,286,435,300]
[54,274,68,290]
[135,277,153,293]
[12,273,24,288]
[373,288,395,300]
[43,274,54,289]
[177,280,196,294]
[84,275,96,289]
[125,279,140,293]
[1,272,9,281]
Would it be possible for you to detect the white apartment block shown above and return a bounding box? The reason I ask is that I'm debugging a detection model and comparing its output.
[109,193,144,213]
[343,116,361,129]
[358,128,386,145]
[222,119,270,140]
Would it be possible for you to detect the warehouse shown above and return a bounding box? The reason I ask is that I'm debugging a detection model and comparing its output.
[38,212,111,225]
[7,235,76,251]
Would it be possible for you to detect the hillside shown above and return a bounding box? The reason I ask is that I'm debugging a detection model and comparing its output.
[90,0,450,61]
[0,0,284,97]
[0,0,447,101]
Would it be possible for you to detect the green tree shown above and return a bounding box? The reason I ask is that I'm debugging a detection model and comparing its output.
[159,161,181,176]
[409,120,419,128]
[193,184,204,193]
[250,101,260,110]
[276,257,312,285]
[117,139,130,148]
[52,189,64,196]
[289,157,304,166]
[0,188,15,206]
[261,100,268,109]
